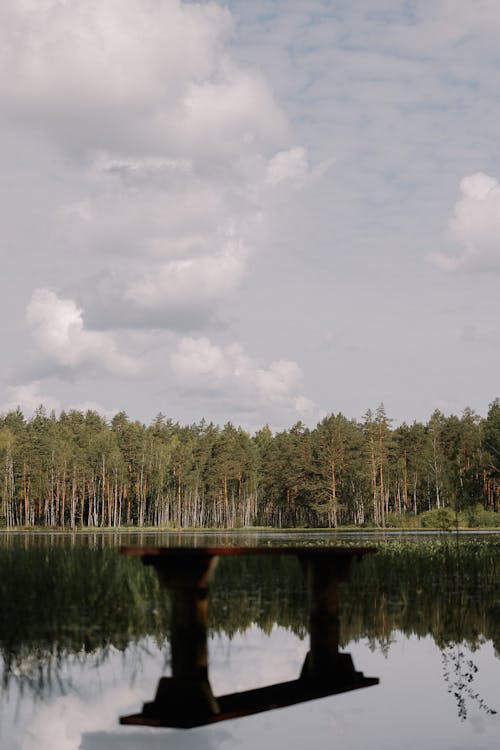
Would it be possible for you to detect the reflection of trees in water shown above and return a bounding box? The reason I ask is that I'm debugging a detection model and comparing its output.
[343,538,499,720]
[0,539,498,705]
[442,643,497,721]
[432,533,499,721]
[351,539,498,647]
[0,543,170,692]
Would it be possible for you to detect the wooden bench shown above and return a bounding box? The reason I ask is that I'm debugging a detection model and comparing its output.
[120,545,379,729]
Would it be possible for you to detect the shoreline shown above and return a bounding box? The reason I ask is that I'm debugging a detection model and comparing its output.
[1,525,499,535]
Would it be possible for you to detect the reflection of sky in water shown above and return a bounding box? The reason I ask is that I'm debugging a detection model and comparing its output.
[1,628,498,750]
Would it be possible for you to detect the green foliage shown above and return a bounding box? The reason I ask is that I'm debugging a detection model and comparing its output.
[420,508,457,530]
[466,504,500,528]
[384,511,420,529]
[0,400,499,528]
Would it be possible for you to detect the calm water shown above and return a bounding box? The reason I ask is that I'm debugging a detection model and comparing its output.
[0,531,498,749]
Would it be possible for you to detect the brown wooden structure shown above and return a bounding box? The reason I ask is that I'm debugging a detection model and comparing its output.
[119,546,378,728]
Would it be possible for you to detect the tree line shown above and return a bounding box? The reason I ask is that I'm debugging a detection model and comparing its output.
[0,399,498,529]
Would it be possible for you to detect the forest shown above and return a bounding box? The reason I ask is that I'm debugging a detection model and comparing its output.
[0,399,498,529]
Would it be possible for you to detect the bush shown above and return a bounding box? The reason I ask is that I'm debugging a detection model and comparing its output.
[466,504,500,528]
[385,512,420,529]
[420,507,456,530]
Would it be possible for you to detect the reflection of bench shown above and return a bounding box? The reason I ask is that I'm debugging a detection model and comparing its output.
[119,546,379,729]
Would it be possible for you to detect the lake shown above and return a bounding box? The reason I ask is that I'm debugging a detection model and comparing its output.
[0,531,498,749]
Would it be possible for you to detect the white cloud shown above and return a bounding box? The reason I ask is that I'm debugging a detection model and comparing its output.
[124,243,247,310]
[56,140,314,331]
[266,146,308,186]
[181,64,289,156]
[170,336,316,423]
[428,1,500,42]
[1,381,60,416]
[51,142,315,331]
[0,0,287,156]
[1,1,315,335]
[432,172,500,271]
[26,289,141,375]
[58,158,242,287]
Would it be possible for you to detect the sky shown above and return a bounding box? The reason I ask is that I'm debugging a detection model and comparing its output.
[0,0,499,431]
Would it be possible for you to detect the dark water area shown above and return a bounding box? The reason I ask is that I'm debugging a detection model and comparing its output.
[0,531,498,749]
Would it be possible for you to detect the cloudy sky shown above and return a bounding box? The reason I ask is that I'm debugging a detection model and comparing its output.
[1,0,499,430]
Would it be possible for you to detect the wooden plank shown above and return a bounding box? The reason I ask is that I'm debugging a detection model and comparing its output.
[121,545,376,558]
[120,672,379,729]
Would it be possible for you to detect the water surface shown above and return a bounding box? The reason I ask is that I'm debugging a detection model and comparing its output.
[0,531,498,749]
